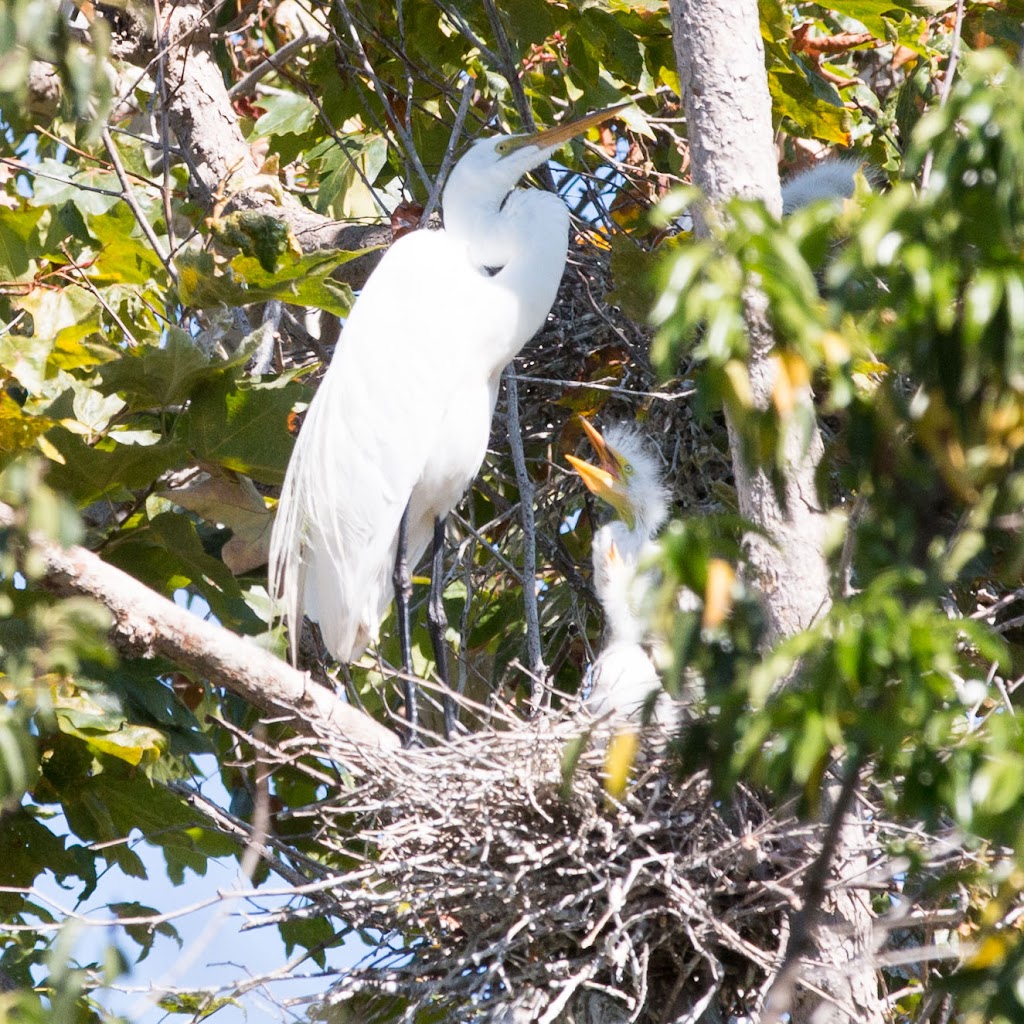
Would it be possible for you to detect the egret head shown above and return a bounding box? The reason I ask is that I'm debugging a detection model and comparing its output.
[442,103,629,222]
[567,418,670,538]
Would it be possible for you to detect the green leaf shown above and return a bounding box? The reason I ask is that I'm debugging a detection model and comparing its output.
[104,511,263,633]
[177,372,303,485]
[768,68,851,145]
[0,810,90,914]
[0,204,45,283]
[97,330,214,410]
[826,0,927,40]
[61,768,231,883]
[278,915,337,968]
[176,247,358,317]
[110,902,182,962]
[86,202,168,286]
[42,427,189,505]
[252,91,316,137]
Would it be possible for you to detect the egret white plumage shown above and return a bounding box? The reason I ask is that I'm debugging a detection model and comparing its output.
[567,419,675,726]
[269,105,626,741]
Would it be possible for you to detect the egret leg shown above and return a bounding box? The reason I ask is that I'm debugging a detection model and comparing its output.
[427,516,456,739]
[392,503,417,744]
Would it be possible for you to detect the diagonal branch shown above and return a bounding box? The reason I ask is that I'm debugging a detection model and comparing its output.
[761,754,866,1024]
[0,501,399,755]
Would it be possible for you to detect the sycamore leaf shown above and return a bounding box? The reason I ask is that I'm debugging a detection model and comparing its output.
[161,472,272,575]
[109,902,182,962]
[5,286,100,390]
[97,329,215,410]
[177,372,304,485]
[0,204,45,283]
[0,393,57,453]
[43,428,189,505]
[175,246,363,317]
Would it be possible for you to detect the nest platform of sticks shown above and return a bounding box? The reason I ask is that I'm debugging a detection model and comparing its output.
[297,716,835,1023]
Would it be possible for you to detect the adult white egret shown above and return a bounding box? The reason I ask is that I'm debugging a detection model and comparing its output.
[567,419,675,726]
[269,105,626,741]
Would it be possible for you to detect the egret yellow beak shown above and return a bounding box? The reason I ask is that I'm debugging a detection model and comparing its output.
[566,417,636,529]
[503,102,632,155]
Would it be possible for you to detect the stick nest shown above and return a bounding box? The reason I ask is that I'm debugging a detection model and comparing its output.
[307,717,817,1023]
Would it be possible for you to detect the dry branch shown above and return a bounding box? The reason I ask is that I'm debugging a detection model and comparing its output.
[0,500,399,754]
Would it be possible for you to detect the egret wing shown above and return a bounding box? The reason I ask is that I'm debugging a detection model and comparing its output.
[271,228,487,662]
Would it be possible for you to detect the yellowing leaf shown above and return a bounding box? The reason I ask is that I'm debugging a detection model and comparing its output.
[603,730,639,800]
[771,351,810,416]
[0,393,56,452]
[703,558,736,629]
[722,359,753,409]
[966,934,1009,970]
[820,330,850,367]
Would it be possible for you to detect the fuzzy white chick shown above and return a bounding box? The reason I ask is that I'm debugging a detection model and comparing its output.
[566,419,675,726]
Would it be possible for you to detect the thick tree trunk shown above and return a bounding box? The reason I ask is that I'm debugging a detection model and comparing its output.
[669,0,830,643]
[667,3,882,1023]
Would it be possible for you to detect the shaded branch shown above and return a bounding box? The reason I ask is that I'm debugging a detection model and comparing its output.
[0,501,399,754]
[119,0,391,289]
[761,755,866,1024]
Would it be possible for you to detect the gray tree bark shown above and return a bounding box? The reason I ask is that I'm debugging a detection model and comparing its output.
[667,2,882,1023]
[669,0,831,644]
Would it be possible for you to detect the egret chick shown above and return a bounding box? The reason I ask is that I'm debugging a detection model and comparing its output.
[567,420,674,727]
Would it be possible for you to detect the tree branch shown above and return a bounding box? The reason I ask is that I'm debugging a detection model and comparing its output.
[129,0,391,289]
[761,755,866,1024]
[0,501,399,754]
[668,4,881,1022]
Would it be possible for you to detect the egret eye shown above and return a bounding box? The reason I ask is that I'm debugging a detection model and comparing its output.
[495,139,513,155]
[624,463,634,476]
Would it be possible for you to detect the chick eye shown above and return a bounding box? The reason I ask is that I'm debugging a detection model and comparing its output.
[624,463,634,476]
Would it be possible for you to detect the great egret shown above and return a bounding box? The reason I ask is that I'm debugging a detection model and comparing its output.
[567,419,675,726]
[269,105,626,741]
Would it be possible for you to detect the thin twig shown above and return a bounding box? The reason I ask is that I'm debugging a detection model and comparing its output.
[502,368,548,701]
[920,0,965,191]
[101,126,178,284]
[420,75,477,224]
[334,0,432,195]
[511,374,696,403]
[228,30,323,99]
[58,243,139,346]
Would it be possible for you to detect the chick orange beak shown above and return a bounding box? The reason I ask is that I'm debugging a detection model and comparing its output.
[565,452,617,498]
[566,417,625,505]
